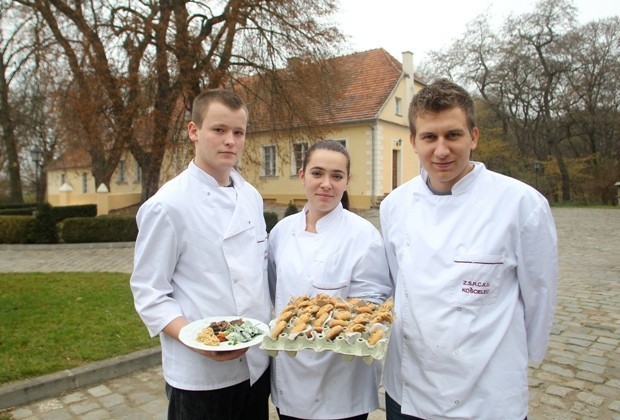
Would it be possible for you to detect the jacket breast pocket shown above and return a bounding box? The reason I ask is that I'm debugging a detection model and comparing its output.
[311,280,349,298]
[257,236,268,271]
[450,254,504,306]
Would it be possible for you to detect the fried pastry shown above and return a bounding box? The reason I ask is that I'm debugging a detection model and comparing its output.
[271,320,288,339]
[326,325,344,340]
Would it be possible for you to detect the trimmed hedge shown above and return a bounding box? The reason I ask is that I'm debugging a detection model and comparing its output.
[0,204,96,219]
[33,203,59,243]
[1,208,280,243]
[0,216,36,244]
[52,204,97,221]
[0,203,37,210]
[59,215,138,243]
[264,211,278,233]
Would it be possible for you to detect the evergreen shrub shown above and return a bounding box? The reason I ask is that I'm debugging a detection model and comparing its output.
[284,201,299,217]
[264,211,278,233]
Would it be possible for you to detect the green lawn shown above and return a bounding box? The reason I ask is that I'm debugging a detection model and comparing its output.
[0,272,159,385]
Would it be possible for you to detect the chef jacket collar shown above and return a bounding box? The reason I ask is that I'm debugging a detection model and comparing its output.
[187,160,246,189]
[420,161,485,195]
[296,202,344,233]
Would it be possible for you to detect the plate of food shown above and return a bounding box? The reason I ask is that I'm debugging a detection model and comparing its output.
[179,316,269,351]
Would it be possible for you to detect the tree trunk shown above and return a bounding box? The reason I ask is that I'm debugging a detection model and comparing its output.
[36,170,46,204]
[141,164,162,203]
[551,143,571,202]
[0,57,23,203]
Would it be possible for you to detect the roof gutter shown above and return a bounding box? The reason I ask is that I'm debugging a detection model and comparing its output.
[371,121,376,208]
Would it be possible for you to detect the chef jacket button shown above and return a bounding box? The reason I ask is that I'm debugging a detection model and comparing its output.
[456,307,462,311]
[455,400,460,405]
[404,383,409,387]
[233,279,238,284]
[314,399,319,403]
[403,335,408,340]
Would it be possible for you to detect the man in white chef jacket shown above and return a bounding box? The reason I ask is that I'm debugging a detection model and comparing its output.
[130,89,271,420]
[380,79,557,420]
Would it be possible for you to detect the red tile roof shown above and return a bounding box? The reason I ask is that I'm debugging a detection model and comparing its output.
[243,48,405,133]
[324,48,403,123]
[46,147,92,171]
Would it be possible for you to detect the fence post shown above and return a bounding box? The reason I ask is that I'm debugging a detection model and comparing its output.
[96,183,110,215]
[59,183,74,206]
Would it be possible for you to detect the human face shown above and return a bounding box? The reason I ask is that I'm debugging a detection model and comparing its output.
[299,149,349,219]
[188,102,247,185]
[411,106,478,193]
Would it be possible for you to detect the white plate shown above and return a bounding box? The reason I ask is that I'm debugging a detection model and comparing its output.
[179,316,269,352]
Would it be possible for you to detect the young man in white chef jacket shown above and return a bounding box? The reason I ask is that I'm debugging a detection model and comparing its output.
[380,79,557,420]
[130,89,271,420]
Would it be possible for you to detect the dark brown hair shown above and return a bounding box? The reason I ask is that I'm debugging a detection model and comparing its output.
[302,140,350,210]
[408,79,476,136]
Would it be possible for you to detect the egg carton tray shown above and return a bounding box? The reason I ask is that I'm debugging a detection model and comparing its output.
[259,295,394,364]
[260,321,391,364]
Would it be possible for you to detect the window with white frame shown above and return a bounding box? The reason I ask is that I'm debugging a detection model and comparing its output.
[135,158,142,182]
[327,139,347,149]
[291,142,308,174]
[262,145,276,176]
[395,97,403,116]
[118,160,126,182]
[82,173,88,193]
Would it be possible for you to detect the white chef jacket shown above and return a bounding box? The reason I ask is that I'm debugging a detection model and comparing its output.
[268,204,392,419]
[380,162,557,420]
[130,161,270,390]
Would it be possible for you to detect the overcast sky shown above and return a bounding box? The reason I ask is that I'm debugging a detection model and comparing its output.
[336,0,619,63]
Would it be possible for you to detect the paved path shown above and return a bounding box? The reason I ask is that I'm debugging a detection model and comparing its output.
[1,207,619,419]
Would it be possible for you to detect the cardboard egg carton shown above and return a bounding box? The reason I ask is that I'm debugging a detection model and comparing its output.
[260,295,393,364]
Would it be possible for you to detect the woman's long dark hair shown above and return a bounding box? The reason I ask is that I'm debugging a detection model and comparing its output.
[302,140,350,210]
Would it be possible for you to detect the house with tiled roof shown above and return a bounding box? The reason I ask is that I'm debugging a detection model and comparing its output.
[45,48,423,212]
[240,48,423,209]
[46,147,143,213]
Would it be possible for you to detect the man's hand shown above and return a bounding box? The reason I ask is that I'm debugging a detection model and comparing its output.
[194,347,249,361]
[163,317,250,361]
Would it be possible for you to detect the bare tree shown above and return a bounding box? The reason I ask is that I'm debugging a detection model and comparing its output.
[13,0,345,201]
[0,1,32,202]
[424,0,620,202]
[561,17,620,203]
[562,17,620,158]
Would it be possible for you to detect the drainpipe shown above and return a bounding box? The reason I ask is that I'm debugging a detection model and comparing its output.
[371,122,376,208]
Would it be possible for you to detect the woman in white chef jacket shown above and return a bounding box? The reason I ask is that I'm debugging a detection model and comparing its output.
[267,140,392,420]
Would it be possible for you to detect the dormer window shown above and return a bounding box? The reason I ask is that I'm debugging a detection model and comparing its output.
[395,97,403,116]
[291,142,308,175]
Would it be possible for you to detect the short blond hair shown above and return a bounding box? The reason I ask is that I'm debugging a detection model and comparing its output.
[191,89,248,128]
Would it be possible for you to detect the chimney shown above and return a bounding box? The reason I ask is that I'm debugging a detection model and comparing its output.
[402,51,415,108]
[401,51,414,76]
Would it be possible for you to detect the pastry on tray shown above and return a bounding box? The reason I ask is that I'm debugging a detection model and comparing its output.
[260,294,394,363]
